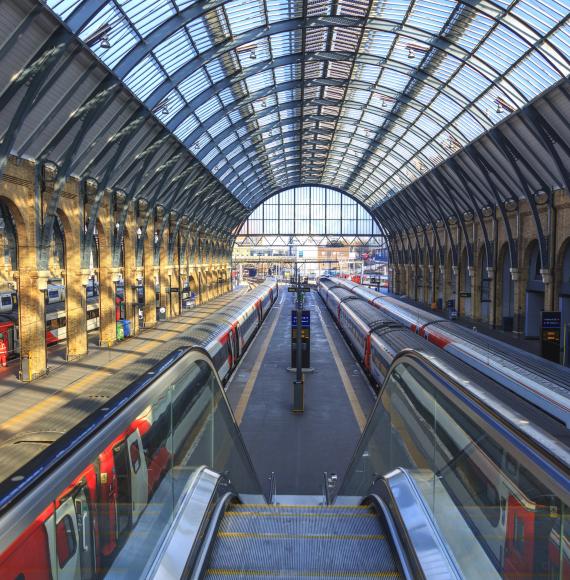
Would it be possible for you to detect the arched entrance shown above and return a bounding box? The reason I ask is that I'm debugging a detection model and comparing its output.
[460,247,472,317]
[479,248,491,324]
[0,199,19,361]
[557,239,570,362]
[524,240,544,338]
[497,243,514,331]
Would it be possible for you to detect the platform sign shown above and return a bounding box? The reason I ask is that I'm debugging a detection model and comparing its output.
[288,286,311,293]
[291,310,310,368]
[291,310,310,328]
[541,311,561,363]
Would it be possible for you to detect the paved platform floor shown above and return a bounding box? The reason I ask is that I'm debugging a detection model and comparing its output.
[0,288,257,482]
[226,287,376,497]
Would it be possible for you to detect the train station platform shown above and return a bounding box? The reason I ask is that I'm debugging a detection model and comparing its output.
[0,288,248,480]
[226,286,376,496]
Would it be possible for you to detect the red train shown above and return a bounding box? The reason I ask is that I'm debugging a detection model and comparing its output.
[0,280,278,578]
[326,277,570,429]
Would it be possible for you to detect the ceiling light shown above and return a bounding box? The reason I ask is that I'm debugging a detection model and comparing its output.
[250,50,256,60]
[407,48,415,59]
[496,102,503,114]
[100,35,111,50]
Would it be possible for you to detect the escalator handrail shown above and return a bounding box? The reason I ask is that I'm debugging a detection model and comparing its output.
[190,491,238,580]
[336,349,569,502]
[369,469,463,580]
[364,494,414,580]
[148,467,230,579]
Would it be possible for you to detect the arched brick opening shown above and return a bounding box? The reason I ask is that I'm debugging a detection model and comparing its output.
[523,239,544,338]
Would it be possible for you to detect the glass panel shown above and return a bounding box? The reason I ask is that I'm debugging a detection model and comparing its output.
[0,354,262,578]
[340,359,568,579]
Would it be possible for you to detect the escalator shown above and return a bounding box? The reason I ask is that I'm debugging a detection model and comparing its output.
[204,503,402,579]
[0,348,568,579]
[151,467,457,579]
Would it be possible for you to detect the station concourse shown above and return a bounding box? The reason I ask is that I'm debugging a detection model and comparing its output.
[0,0,569,578]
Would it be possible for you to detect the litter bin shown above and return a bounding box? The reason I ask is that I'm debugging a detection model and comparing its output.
[157,306,167,321]
[122,319,131,338]
[502,316,514,332]
[116,321,125,341]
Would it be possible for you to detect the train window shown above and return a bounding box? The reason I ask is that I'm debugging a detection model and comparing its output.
[513,513,525,554]
[55,515,77,568]
[505,454,517,477]
[1,296,11,306]
[130,441,141,473]
[87,308,100,320]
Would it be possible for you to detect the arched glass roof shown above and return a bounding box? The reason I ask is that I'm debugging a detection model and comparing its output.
[44,0,570,210]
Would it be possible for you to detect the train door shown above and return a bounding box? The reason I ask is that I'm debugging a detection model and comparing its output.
[45,497,81,580]
[504,494,535,576]
[126,430,148,525]
[113,440,132,536]
[74,486,96,579]
[228,328,236,366]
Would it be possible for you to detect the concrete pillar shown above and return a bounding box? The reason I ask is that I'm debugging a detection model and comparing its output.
[65,212,88,360]
[471,266,480,320]
[17,268,48,380]
[159,232,171,318]
[440,265,448,309]
[487,267,497,328]
[422,264,429,305]
[511,268,522,333]
[542,269,555,312]
[429,265,436,308]
[143,225,157,328]
[170,267,181,317]
[452,265,460,314]
[123,211,139,336]
[406,264,413,298]
[97,202,117,347]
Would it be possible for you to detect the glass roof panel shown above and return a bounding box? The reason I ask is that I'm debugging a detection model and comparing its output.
[44,0,570,208]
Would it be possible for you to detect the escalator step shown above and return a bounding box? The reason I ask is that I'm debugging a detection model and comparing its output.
[207,535,396,573]
[206,571,401,578]
[230,505,373,516]
[220,513,383,536]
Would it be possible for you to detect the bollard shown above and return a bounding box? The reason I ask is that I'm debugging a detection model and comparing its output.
[292,379,304,412]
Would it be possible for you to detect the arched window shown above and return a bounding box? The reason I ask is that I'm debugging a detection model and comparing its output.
[238,186,384,246]
[0,202,17,271]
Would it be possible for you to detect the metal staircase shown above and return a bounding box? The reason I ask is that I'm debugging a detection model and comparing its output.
[205,503,402,579]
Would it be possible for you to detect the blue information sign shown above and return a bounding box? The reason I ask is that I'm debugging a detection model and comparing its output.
[542,311,561,330]
[291,310,310,328]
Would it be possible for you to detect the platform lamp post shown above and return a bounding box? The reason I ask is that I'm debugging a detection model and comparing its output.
[292,264,304,412]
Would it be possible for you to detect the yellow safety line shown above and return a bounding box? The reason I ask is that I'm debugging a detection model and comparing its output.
[218,532,386,540]
[207,570,400,577]
[316,306,367,432]
[1,293,240,435]
[237,504,370,509]
[225,512,376,518]
[234,301,282,425]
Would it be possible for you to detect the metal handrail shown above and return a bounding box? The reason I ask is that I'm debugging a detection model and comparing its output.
[336,348,570,501]
[268,472,277,504]
[322,472,338,505]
